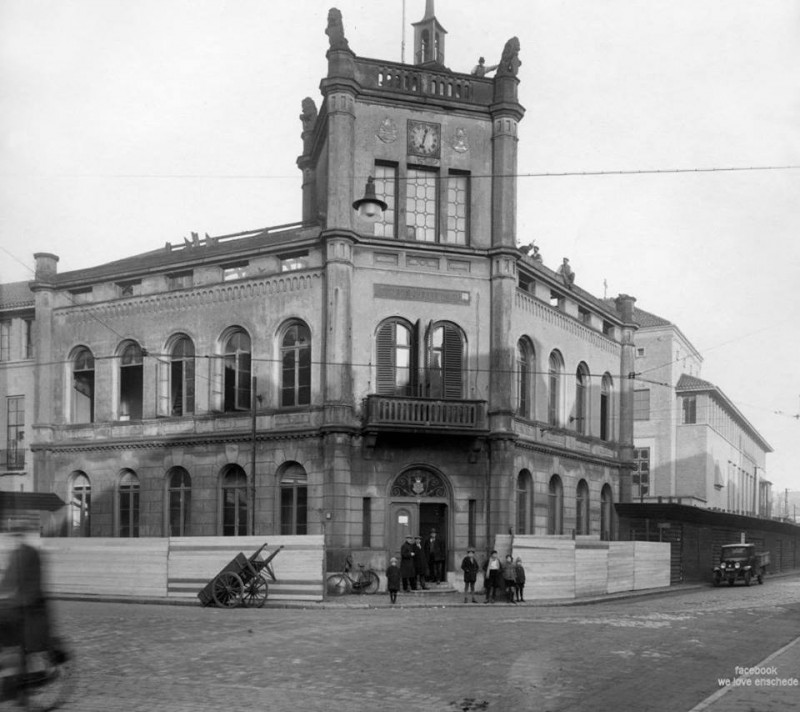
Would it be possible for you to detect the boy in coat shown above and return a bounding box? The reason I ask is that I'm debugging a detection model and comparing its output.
[386,557,401,603]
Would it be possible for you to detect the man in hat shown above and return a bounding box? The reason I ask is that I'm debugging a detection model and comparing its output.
[423,529,446,584]
[460,548,480,603]
[399,534,417,591]
[413,535,428,590]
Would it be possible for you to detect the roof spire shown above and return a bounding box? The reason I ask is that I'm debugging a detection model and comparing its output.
[412,0,447,67]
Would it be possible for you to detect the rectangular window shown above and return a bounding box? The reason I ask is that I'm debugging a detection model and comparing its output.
[633,389,650,421]
[445,171,469,244]
[682,395,697,424]
[68,287,93,304]
[578,306,592,324]
[0,321,9,361]
[468,499,477,549]
[221,262,248,281]
[549,290,563,310]
[6,396,24,470]
[632,447,650,500]
[280,251,309,272]
[168,271,193,290]
[373,163,397,238]
[405,167,438,242]
[602,321,614,337]
[362,497,372,547]
[23,320,33,359]
[117,280,141,297]
[518,273,534,293]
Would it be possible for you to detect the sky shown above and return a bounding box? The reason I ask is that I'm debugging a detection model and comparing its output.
[1,0,799,496]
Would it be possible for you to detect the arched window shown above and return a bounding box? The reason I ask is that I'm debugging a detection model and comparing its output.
[71,347,95,423]
[516,339,533,418]
[376,320,414,396]
[547,475,563,535]
[118,470,140,537]
[548,351,563,426]
[167,467,191,536]
[576,479,590,535]
[69,472,91,537]
[516,470,534,535]
[221,465,248,536]
[281,322,311,407]
[169,335,195,416]
[119,342,144,420]
[574,363,589,435]
[600,374,613,441]
[600,484,614,541]
[279,463,308,535]
[427,322,464,399]
[223,329,251,412]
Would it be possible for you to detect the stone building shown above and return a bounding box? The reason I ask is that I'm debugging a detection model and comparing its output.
[10,4,639,575]
[0,281,36,493]
[628,306,772,515]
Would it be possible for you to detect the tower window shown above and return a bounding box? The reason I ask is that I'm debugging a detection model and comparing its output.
[406,168,438,242]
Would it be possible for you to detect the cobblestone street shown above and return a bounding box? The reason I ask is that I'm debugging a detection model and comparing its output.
[11,576,800,712]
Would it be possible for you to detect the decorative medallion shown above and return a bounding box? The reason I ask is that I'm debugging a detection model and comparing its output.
[391,469,447,498]
[451,127,469,153]
[377,117,398,143]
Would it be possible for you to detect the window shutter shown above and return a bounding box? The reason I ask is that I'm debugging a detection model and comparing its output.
[442,324,463,399]
[156,359,169,416]
[209,354,223,412]
[376,322,394,395]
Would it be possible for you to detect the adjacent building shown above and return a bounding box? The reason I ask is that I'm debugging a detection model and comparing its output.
[1,5,642,574]
[628,306,772,516]
[0,281,36,493]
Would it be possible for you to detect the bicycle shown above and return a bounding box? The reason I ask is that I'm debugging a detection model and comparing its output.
[0,635,75,711]
[326,555,380,596]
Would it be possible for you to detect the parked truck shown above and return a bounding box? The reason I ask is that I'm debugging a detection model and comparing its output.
[713,543,769,587]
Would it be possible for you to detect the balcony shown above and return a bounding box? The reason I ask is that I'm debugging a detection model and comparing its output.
[1,448,25,471]
[363,395,488,437]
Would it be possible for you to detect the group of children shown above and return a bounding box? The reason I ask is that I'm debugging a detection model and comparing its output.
[384,549,526,604]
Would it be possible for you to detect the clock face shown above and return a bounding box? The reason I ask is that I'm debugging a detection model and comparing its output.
[408,120,441,158]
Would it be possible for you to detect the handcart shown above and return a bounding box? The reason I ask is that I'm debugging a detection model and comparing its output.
[198,542,283,608]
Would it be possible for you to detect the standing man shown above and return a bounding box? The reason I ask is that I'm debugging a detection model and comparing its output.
[413,535,428,590]
[399,535,417,592]
[424,529,446,584]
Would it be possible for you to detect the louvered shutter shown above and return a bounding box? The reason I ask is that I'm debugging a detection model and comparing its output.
[442,324,463,399]
[156,359,169,416]
[376,322,394,395]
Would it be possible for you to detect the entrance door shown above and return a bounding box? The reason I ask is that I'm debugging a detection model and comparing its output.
[420,502,448,571]
[389,503,418,560]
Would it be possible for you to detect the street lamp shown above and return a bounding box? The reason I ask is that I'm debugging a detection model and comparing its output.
[352,176,388,221]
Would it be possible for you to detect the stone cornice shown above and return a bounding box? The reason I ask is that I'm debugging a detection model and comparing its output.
[31,428,322,454]
[56,271,323,323]
[515,437,623,469]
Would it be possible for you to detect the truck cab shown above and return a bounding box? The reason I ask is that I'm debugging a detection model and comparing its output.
[713,543,769,587]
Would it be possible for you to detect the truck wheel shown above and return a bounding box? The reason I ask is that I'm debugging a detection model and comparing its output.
[744,571,751,586]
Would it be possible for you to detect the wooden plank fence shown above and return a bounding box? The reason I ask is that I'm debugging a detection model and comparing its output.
[25,535,325,603]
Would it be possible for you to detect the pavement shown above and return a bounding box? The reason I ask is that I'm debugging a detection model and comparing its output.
[689,634,800,712]
[51,580,709,609]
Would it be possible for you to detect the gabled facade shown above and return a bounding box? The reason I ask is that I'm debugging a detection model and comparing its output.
[7,6,638,574]
[630,306,772,517]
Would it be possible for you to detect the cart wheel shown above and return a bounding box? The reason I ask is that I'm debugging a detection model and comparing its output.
[363,571,380,595]
[212,572,244,607]
[243,575,269,608]
[327,573,350,596]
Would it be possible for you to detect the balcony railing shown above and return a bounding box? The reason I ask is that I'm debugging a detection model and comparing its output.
[363,395,487,435]
[2,448,25,470]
